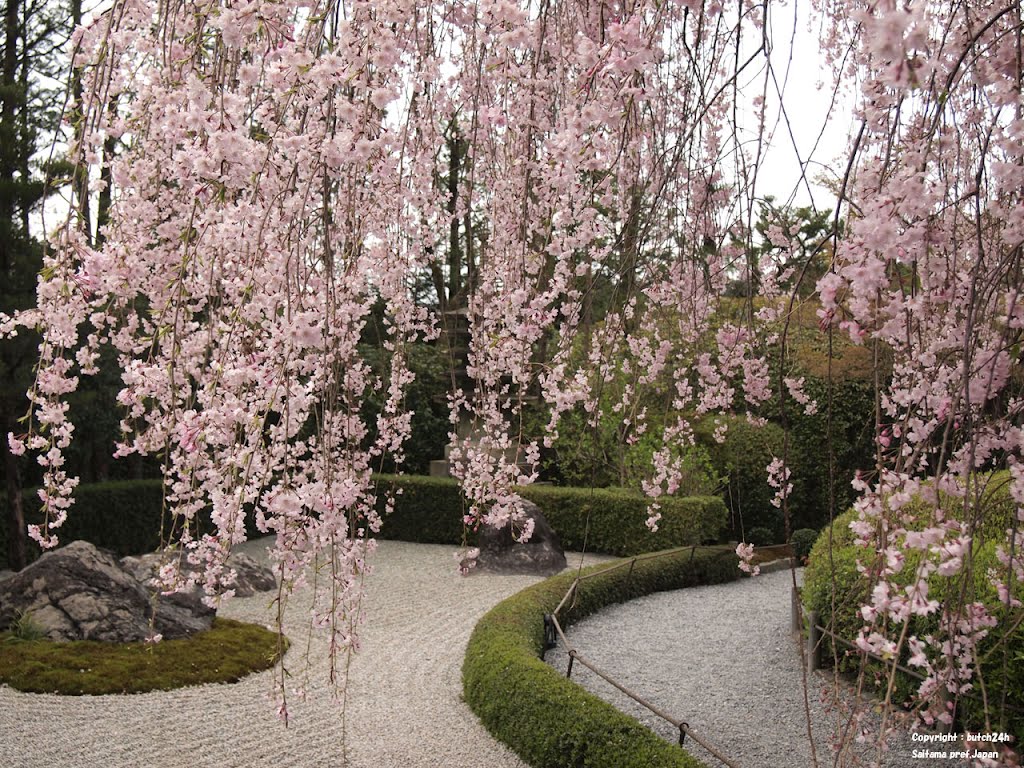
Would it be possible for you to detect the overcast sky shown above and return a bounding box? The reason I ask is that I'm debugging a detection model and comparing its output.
[742,0,856,213]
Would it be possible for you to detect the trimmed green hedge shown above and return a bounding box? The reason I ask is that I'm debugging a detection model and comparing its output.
[463,545,741,768]
[1,480,168,569]
[520,485,726,556]
[0,479,266,570]
[373,474,728,556]
[2,475,727,569]
[371,473,469,544]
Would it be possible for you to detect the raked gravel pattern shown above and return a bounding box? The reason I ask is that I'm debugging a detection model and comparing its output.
[1,539,612,768]
[544,567,973,768]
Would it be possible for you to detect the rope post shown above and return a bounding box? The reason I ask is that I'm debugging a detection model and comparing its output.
[678,723,688,746]
[792,586,802,633]
[807,611,822,671]
[566,651,575,679]
[542,614,557,660]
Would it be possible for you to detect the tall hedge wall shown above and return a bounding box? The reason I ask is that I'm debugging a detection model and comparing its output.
[463,545,741,768]
[373,474,728,556]
[0,480,167,569]
[0,479,265,570]
[2,475,727,569]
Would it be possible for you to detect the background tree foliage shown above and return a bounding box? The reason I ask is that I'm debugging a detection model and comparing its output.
[1,0,70,569]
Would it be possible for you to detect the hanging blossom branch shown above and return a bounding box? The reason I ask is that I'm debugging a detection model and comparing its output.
[4,0,779,718]
[813,0,1024,755]
[10,0,1020,754]
[441,0,778,546]
[8,0,439,718]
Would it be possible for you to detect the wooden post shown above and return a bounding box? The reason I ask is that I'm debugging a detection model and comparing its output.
[791,587,802,633]
[807,611,822,671]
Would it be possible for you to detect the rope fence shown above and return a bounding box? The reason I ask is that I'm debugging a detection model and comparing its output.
[543,546,742,768]
[545,551,1021,767]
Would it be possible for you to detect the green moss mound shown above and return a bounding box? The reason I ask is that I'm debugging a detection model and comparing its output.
[463,546,740,768]
[0,618,286,695]
[803,482,1024,739]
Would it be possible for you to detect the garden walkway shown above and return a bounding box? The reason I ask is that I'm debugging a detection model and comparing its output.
[5,543,979,768]
[544,567,974,768]
[1,540,608,768]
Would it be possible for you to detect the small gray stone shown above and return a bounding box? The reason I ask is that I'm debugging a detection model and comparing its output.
[119,547,275,638]
[223,552,277,597]
[122,549,276,600]
[120,553,215,639]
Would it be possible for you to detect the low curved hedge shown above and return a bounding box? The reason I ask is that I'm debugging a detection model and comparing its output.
[463,545,741,768]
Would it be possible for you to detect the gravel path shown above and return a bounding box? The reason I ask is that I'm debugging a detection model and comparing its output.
[1,540,610,768]
[544,567,973,768]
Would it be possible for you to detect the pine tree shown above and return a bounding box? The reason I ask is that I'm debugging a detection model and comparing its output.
[0,0,66,569]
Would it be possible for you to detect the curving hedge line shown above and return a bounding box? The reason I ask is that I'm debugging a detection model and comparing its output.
[462,545,741,768]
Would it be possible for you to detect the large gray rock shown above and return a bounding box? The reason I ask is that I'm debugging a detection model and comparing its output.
[119,553,215,638]
[0,541,154,642]
[122,550,276,600]
[476,500,567,576]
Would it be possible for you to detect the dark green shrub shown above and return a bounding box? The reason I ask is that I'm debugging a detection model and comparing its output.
[803,501,1024,738]
[2,475,728,569]
[693,414,785,540]
[746,526,775,546]
[372,474,468,544]
[361,341,451,474]
[0,480,168,569]
[776,375,876,532]
[0,479,262,570]
[551,398,724,497]
[790,528,818,561]
[520,485,727,555]
[463,546,741,768]
[801,509,870,665]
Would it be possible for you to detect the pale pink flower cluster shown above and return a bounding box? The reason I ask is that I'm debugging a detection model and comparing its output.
[7,0,1019,750]
[736,542,760,576]
[766,457,792,510]
[11,0,781,716]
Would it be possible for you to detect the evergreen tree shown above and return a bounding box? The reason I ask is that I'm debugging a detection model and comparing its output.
[1,0,67,569]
